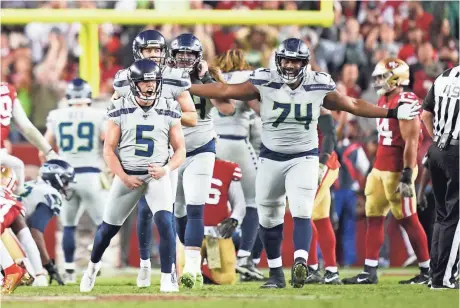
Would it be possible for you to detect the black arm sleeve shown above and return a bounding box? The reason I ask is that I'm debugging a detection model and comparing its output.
[318,113,337,164]
[422,82,436,113]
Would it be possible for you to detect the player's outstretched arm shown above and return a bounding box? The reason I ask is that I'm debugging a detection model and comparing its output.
[12,99,57,159]
[38,129,57,163]
[190,81,260,101]
[176,91,198,127]
[167,122,186,171]
[323,90,420,120]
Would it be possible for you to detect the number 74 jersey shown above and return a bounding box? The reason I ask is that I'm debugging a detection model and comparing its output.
[249,68,336,154]
[375,91,423,172]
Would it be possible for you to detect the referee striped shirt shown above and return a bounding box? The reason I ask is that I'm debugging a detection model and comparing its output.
[422,65,460,140]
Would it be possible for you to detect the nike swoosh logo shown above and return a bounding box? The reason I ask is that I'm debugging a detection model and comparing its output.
[357,277,368,283]
[324,276,338,283]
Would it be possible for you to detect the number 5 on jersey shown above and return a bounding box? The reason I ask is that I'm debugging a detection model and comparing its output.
[135,125,155,157]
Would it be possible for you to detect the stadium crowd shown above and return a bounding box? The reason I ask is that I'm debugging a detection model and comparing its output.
[1,0,459,268]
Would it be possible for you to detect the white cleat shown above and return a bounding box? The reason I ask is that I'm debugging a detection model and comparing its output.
[80,262,101,293]
[136,266,151,288]
[160,273,179,293]
[32,274,48,287]
[63,271,77,285]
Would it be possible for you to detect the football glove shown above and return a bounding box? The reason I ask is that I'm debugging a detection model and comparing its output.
[44,259,64,286]
[394,102,421,120]
[318,163,326,186]
[217,218,238,239]
[396,167,413,198]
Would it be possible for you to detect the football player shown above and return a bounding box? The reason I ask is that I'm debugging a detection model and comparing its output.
[188,38,421,289]
[343,58,430,285]
[41,78,107,284]
[0,83,60,194]
[306,107,342,285]
[210,49,261,279]
[177,158,247,285]
[112,29,196,286]
[169,33,234,289]
[80,59,185,293]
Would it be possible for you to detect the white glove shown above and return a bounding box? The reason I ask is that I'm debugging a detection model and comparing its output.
[396,102,421,120]
[318,163,327,186]
[45,150,60,161]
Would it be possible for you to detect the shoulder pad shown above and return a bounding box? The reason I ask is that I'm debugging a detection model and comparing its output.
[250,68,272,80]
[113,69,129,90]
[303,71,336,91]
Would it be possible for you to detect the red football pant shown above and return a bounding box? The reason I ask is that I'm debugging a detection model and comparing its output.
[307,222,318,266]
[315,217,337,268]
[398,214,430,263]
[365,216,385,261]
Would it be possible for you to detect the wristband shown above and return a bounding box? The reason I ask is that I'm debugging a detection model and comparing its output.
[400,167,413,184]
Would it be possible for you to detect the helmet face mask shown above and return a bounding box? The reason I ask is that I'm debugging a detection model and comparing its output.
[128,59,163,106]
[275,38,310,84]
[169,34,203,73]
[372,58,410,96]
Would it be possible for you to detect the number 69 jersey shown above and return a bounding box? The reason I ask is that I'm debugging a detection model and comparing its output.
[107,95,181,173]
[46,107,106,170]
[374,91,423,172]
[249,68,336,154]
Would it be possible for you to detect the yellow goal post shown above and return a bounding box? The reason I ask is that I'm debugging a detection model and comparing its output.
[1,5,333,96]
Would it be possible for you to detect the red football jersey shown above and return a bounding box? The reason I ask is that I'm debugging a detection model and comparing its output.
[374,91,423,172]
[0,83,18,148]
[0,189,25,234]
[203,159,242,227]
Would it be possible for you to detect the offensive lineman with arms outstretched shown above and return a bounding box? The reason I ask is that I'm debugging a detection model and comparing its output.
[189,38,421,289]
[42,79,107,284]
[80,59,186,293]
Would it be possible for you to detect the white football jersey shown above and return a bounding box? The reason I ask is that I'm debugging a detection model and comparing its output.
[212,70,253,137]
[20,180,63,216]
[113,66,191,100]
[249,68,336,154]
[107,94,181,172]
[46,107,106,170]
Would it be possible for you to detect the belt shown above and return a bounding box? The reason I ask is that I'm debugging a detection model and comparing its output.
[433,136,459,145]
[218,135,247,140]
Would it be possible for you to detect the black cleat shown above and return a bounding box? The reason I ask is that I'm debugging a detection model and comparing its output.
[236,257,265,281]
[323,270,342,285]
[342,272,378,285]
[399,273,430,285]
[291,258,308,288]
[305,267,322,284]
[431,279,460,290]
[260,274,286,289]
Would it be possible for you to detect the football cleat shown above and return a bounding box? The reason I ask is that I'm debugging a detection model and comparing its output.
[137,266,151,288]
[32,273,49,287]
[160,273,179,293]
[399,273,430,285]
[80,262,101,293]
[179,272,196,289]
[63,270,77,285]
[305,267,323,284]
[431,280,460,290]
[342,272,378,285]
[291,258,308,288]
[236,257,265,281]
[260,274,286,289]
[1,264,25,294]
[323,270,342,285]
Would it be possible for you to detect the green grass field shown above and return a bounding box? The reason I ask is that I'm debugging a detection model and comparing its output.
[2,269,459,308]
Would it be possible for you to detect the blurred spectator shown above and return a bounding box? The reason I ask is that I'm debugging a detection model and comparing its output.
[235,26,277,68]
[401,1,433,39]
[397,26,423,65]
[339,63,361,98]
[409,42,443,99]
[432,19,459,67]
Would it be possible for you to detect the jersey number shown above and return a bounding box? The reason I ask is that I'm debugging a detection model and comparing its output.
[206,178,223,205]
[135,125,155,157]
[58,122,94,152]
[193,95,207,120]
[0,94,13,126]
[377,118,393,145]
[272,102,312,129]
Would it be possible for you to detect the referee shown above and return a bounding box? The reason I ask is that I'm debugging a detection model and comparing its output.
[421,65,460,290]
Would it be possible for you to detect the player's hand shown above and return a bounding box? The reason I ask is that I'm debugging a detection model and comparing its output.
[417,193,428,211]
[396,167,413,198]
[318,163,326,186]
[395,102,421,120]
[121,174,143,189]
[197,60,209,79]
[217,218,238,239]
[148,164,169,180]
[44,260,64,286]
[38,151,47,164]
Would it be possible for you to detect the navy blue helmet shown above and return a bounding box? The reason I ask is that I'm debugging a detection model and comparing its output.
[65,78,92,105]
[169,33,203,71]
[132,30,167,66]
[128,59,162,104]
[40,159,75,199]
[275,38,310,84]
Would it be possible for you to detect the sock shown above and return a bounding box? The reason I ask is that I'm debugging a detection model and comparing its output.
[64,262,75,273]
[183,249,201,274]
[364,263,378,275]
[90,222,121,263]
[398,214,430,265]
[0,240,14,269]
[237,250,251,258]
[184,204,204,248]
[293,217,312,262]
[259,224,283,268]
[315,217,337,269]
[239,207,259,254]
[307,221,318,266]
[137,197,154,261]
[252,235,263,260]
[365,216,385,261]
[62,226,76,263]
[154,210,175,273]
[175,216,187,244]
[17,228,43,274]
